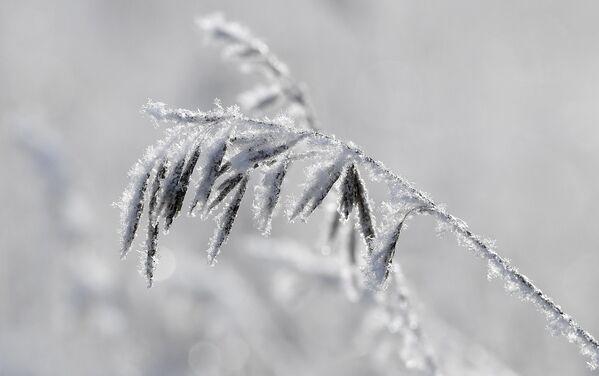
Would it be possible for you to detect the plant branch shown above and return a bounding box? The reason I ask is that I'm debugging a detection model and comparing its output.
[142,99,599,369]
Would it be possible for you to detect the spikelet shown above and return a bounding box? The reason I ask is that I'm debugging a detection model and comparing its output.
[189,136,228,215]
[243,142,295,168]
[338,164,358,220]
[159,154,186,229]
[228,134,302,173]
[238,84,283,113]
[352,166,376,253]
[197,13,288,78]
[289,152,347,222]
[119,166,151,258]
[368,205,425,286]
[163,144,201,230]
[253,156,290,235]
[206,174,249,265]
[144,159,167,287]
[148,160,167,223]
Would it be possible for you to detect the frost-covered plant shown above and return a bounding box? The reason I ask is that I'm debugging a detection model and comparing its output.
[117,14,599,371]
[119,99,599,369]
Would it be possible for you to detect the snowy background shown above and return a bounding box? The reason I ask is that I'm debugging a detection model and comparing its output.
[2,0,599,375]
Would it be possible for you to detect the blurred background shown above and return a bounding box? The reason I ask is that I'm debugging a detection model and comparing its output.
[1,0,599,375]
